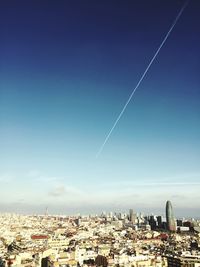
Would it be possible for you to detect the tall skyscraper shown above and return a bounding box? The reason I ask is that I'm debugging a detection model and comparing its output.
[166,200,176,232]
[129,209,136,223]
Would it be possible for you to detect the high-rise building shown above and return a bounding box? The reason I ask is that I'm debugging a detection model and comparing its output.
[129,209,136,223]
[149,215,157,230]
[157,215,163,228]
[166,200,176,232]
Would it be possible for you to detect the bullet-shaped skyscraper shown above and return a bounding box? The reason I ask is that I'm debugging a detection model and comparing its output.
[166,200,176,232]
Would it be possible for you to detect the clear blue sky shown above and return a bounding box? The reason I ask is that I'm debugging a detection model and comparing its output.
[0,0,199,216]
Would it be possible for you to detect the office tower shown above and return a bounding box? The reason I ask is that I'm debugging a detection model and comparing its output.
[149,215,157,230]
[166,200,176,232]
[129,209,136,223]
[157,215,163,228]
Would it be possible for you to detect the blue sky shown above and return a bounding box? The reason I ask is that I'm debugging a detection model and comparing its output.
[0,0,200,216]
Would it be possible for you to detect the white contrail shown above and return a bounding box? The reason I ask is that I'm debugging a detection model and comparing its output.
[96,1,189,158]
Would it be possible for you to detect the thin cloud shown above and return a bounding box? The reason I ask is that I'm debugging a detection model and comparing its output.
[48,184,86,198]
[0,173,15,183]
[48,185,66,197]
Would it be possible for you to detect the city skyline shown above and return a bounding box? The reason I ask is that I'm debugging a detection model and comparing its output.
[0,1,200,215]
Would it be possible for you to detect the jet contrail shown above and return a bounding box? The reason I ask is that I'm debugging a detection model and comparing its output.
[96,1,189,158]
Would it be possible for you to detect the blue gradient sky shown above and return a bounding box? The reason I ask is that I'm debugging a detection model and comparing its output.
[0,0,200,216]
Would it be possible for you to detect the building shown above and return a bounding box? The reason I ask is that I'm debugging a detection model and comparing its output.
[129,209,136,224]
[167,256,200,267]
[166,200,176,232]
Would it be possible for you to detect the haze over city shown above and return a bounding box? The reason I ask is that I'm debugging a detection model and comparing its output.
[0,0,200,216]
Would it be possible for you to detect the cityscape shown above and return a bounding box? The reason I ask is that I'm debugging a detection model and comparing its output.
[0,0,200,267]
[0,201,200,266]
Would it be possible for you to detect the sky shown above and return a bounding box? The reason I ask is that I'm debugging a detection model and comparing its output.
[0,0,200,217]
